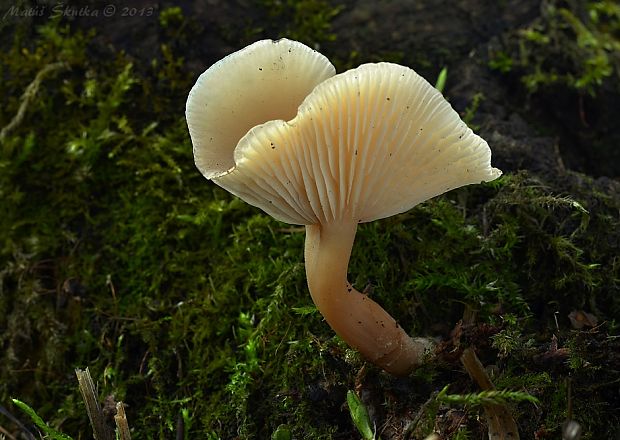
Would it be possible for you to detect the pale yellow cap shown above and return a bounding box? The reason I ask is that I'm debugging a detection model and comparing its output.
[188,42,502,225]
[186,39,336,179]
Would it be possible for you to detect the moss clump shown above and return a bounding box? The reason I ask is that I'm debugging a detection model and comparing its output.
[489,1,620,96]
[255,0,343,47]
[1,6,619,440]
[487,1,620,176]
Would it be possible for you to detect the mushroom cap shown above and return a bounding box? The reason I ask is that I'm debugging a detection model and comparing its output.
[186,39,336,179]
[192,60,501,225]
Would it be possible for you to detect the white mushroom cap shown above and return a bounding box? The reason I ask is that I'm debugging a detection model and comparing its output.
[206,62,502,225]
[186,39,336,179]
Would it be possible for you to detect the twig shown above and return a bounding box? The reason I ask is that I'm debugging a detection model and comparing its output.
[402,391,440,439]
[0,405,35,440]
[461,348,520,440]
[75,368,115,440]
[0,61,69,143]
[114,402,131,440]
[0,423,17,440]
[176,413,184,440]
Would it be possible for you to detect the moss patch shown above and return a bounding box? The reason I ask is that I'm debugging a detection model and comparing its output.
[1,3,619,439]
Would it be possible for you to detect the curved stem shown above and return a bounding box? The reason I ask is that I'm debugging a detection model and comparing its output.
[304,221,432,376]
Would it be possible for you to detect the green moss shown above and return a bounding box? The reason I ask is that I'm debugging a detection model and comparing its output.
[493,1,620,96]
[1,10,619,440]
[256,0,343,47]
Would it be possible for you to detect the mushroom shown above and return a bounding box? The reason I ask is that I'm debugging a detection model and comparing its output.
[186,39,502,376]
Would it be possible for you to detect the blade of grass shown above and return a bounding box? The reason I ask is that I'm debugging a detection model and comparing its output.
[10,399,72,440]
[346,390,375,440]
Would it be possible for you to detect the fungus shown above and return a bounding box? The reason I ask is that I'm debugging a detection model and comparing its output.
[186,39,502,376]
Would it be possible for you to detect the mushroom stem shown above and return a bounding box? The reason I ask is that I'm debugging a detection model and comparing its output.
[304,221,432,376]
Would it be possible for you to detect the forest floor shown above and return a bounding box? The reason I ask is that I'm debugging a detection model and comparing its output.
[1,0,619,439]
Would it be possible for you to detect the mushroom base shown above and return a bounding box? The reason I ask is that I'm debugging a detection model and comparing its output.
[304,222,432,376]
